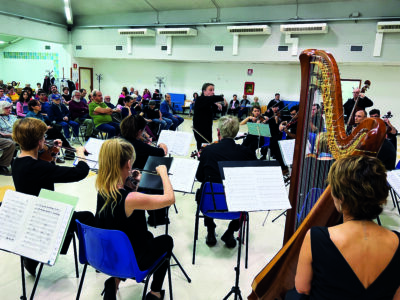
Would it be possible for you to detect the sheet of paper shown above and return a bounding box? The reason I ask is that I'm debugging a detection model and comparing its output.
[222,166,291,212]
[157,130,192,156]
[0,190,73,266]
[387,170,400,196]
[169,158,199,193]
[279,139,295,166]
[73,138,105,169]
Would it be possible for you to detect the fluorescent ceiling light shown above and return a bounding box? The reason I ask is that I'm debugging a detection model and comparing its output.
[64,0,73,24]
[0,41,5,44]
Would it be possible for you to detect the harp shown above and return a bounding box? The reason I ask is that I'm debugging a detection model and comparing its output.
[249,49,386,300]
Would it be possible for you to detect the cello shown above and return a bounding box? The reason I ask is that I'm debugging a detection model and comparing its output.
[249,49,386,300]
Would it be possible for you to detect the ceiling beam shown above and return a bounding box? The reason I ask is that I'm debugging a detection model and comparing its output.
[143,0,159,24]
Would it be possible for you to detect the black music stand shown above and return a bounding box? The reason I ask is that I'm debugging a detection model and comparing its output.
[217,160,290,300]
[138,156,191,287]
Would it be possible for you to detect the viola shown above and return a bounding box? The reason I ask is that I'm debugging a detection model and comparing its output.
[190,141,219,159]
[38,141,60,162]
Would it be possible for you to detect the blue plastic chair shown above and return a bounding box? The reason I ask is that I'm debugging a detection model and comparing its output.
[192,183,250,268]
[75,220,170,300]
[297,188,323,225]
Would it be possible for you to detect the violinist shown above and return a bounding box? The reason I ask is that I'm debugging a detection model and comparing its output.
[11,117,93,277]
[261,105,287,173]
[240,106,266,153]
[279,105,299,140]
[343,87,373,124]
[195,116,256,248]
[369,109,398,149]
[26,99,75,160]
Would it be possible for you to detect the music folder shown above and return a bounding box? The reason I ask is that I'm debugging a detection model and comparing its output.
[138,156,173,192]
[247,123,271,137]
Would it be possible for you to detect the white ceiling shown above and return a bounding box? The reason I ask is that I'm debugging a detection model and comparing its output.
[12,0,371,17]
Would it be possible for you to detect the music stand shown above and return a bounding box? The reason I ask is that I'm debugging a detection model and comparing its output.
[138,156,191,286]
[247,123,271,158]
[217,160,290,300]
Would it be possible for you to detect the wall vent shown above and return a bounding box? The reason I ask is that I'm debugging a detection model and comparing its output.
[280,23,328,34]
[118,29,155,36]
[116,46,123,51]
[45,45,51,50]
[215,46,224,51]
[76,45,82,50]
[156,28,197,36]
[161,45,167,51]
[227,25,271,35]
[350,45,363,51]
[377,21,400,33]
[278,45,288,51]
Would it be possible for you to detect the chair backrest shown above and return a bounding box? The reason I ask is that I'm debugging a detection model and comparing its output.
[75,220,139,279]
[396,160,400,170]
[200,182,241,220]
[297,188,323,224]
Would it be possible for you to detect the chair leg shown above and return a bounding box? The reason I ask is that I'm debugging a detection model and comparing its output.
[168,260,173,300]
[245,214,249,269]
[142,276,151,300]
[192,203,200,265]
[72,234,79,278]
[76,264,87,300]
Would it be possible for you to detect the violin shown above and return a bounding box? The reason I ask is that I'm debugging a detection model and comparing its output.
[285,112,299,129]
[38,141,61,162]
[190,141,219,159]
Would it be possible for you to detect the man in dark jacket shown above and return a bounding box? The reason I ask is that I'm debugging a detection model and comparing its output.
[47,96,80,139]
[196,116,257,248]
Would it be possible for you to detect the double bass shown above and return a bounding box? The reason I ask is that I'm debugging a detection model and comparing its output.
[346,79,371,126]
[249,49,386,300]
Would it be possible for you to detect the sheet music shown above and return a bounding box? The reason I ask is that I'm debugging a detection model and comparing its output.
[157,130,192,156]
[387,170,400,196]
[169,158,199,193]
[73,138,105,169]
[222,166,291,212]
[279,139,295,166]
[0,190,73,266]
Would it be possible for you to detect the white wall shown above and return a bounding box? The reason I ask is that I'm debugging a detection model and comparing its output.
[71,21,400,64]
[1,39,72,87]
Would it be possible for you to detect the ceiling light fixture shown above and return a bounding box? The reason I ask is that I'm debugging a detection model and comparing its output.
[64,0,73,25]
[0,41,5,44]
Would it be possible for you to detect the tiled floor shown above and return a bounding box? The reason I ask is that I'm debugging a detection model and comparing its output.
[0,115,399,300]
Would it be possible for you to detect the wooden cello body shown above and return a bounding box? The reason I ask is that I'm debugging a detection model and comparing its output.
[249,49,386,300]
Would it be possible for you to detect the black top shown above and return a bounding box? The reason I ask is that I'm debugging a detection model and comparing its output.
[310,226,400,300]
[12,156,89,196]
[96,188,153,259]
[377,139,396,171]
[125,137,165,170]
[195,138,257,183]
[343,96,373,123]
[143,106,161,120]
[192,95,223,140]
[267,99,285,110]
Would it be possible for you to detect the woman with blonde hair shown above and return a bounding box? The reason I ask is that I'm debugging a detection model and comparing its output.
[95,138,174,300]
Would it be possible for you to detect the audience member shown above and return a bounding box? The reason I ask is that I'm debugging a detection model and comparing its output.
[48,94,80,140]
[237,94,251,120]
[89,89,120,138]
[61,86,71,104]
[16,90,30,117]
[121,96,137,119]
[69,90,94,141]
[7,86,19,103]
[80,88,88,104]
[227,94,240,116]
[267,93,285,111]
[144,100,172,131]
[0,137,15,175]
[160,94,184,130]
[49,84,62,103]
[0,101,17,136]
[0,87,11,103]
[190,92,198,116]
[104,95,115,109]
